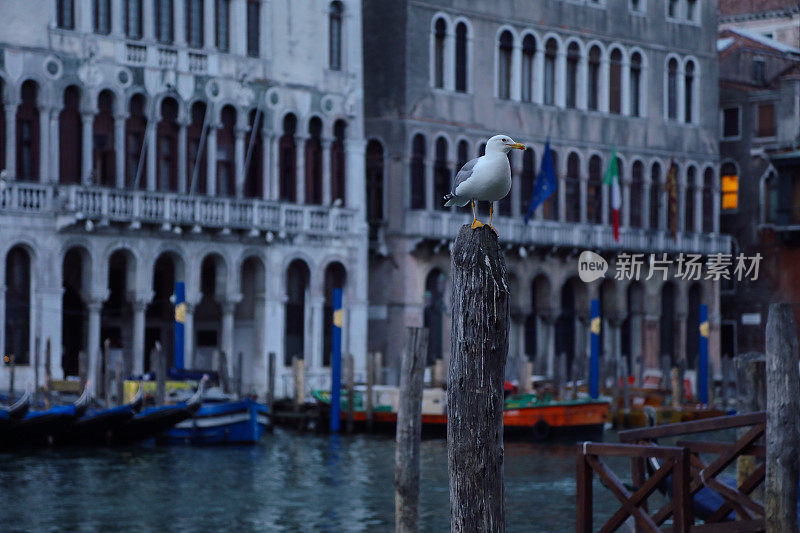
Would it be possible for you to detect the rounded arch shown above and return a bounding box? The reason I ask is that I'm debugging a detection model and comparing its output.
[429,11,452,32]
[495,24,519,43]
[607,43,628,62]
[531,273,552,312]
[153,91,186,123]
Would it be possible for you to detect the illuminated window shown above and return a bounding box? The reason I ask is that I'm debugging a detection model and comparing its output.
[721,171,738,210]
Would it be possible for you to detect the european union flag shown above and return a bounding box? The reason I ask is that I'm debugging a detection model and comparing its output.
[524,141,557,224]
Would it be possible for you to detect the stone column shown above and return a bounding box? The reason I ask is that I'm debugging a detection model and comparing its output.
[622,177,631,227]
[270,131,280,200]
[85,295,107,394]
[345,139,366,215]
[712,179,721,233]
[80,111,95,184]
[309,296,325,370]
[143,0,155,40]
[425,152,435,212]
[295,134,307,203]
[146,119,157,191]
[621,58,631,116]
[599,57,610,113]
[601,172,609,224]
[629,310,643,375]
[676,311,687,366]
[659,180,668,231]
[131,294,151,375]
[174,0,186,47]
[261,130,274,201]
[642,179,652,229]
[39,106,50,183]
[555,50,567,107]
[204,0,215,50]
[177,118,188,193]
[576,312,590,380]
[533,44,545,104]
[642,313,660,371]
[111,0,124,36]
[49,107,61,184]
[578,55,589,110]
[114,113,127,188]
[252,295,267,395]
[231,0,246,56]
[220,296,241,377]
[677,64,686,123]
[579,175,588,223]
[321,137,332,206]
[4,102,16,177]
[677,179,686,232]
[541,310,557,378]
[206,123,218,195]
[234,126,246,197]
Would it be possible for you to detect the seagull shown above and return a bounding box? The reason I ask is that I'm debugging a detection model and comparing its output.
[443,134,526,230]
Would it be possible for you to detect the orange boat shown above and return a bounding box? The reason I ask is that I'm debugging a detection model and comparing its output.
[312,388,609,441]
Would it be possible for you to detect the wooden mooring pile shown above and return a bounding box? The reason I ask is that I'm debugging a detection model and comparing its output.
[577,303,799,532]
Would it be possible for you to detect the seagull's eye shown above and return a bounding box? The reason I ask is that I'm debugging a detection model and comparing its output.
[502,138,508,143]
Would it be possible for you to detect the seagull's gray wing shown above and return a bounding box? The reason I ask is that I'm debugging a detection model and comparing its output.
[451,157,480,195]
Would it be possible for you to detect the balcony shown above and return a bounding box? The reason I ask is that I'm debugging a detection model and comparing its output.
[404,210,732,256]
[0,183,357,237]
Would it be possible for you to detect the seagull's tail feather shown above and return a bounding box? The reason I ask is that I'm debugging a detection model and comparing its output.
[443,193,469,207]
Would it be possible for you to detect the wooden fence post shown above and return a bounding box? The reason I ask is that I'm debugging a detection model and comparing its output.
[44,339,52,409]
[448,225,509,532]
[346,354,355,433]
[395,327,428,533]
[765,303,800,533]
[154,341,166,405]
[523,361,533,395]
[103,338,112,406]
[366,351,375,431]
[292,356,304,408]
[267,352,276,429]
[735,351,766,489]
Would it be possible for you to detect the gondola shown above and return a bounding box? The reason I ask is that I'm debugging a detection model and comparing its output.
[106,376,207,445]
[0,390,32,426]
[161,397,270,445]
[0,387,91,449]
[51,385,145,446]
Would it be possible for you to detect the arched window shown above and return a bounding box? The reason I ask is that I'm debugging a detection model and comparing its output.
[520,148,535,215]
[187,101,207,194]
[155,0,174,43]
[284,260,310,366]
[630,52,642,117]
[366,140,384,228]
[521,34,535,102]
[125,94,147,188]
[566,42,580,108]
[410,134,426,209]
[279,114,297,202]
[565,152,581,222]
[588,46,601,111]
[6,247,31,364]
[157,98,179,192]
[94,0,111,34]
[457,139,469,170]
[60,86,82,184]
[703,167,714,232]
[305,117,323,205]
[498,31,513,100]
[329,1,343,70]
[16,81,40,181]
[685,166,696,231]
[544,39,557,106]
[587,155,602,223]
[244,109,263,198]
[126,0,143,39]
[215,0,229,50]
[186,0,204,48]
[94,90,116,187]
[434,137,450,212]
[667,58,679,120]
[544,149,558,220]
[246,0,260,57]
[650,162,661,229]
[455,22,468,92]
[684,60,695,123]
[721,162,738,212]
[433,18,446,89]
[322,263,346,366]
[57,0,75,29]
[609,48,622,114]
[630,161,644,228]
[331,120,346,205]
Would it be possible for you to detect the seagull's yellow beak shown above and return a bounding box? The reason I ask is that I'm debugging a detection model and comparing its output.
[506,143,526,150]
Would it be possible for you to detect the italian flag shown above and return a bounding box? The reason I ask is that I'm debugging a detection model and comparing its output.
[603,149,621,242]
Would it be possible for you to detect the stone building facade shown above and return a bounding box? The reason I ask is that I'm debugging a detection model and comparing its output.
[363,0,731,385]
[0,0,368,397]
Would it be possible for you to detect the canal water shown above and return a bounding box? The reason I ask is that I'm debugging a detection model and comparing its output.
[0,430,624,532]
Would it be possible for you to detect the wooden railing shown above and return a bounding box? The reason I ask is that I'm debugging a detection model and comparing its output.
[578,412,767,532]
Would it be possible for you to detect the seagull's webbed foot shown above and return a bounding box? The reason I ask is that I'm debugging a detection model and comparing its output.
[471,219,485,229]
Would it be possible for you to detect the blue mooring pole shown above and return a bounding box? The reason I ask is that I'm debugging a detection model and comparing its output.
[589,299,600,399]
[174,281,185,370]
[330,288,343,432]
[698,303,709,404]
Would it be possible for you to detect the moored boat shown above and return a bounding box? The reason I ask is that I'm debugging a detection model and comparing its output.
[0,388,91,448]
[161,398,270,445]
[311,386,609,441]
[52,386,145,446]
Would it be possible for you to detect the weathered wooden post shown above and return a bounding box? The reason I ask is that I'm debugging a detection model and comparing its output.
[633,355,643,388]
[44,339,52,409]
[765,304,800,533]
[103,338,112,406]
[33,337,40,405]
[557,353,567,401]
[154,341,166,405]
[8,354,15,402]
[433,358,444,387]
[115,349,124,406]
[345,354,355,433]
[621,357,630,428]
[218,350,230,394]
[236,351,244,398]
[735,351,766,489]
[267,352,276,429]
[78,350,87,392]
[670,367,680,409]
[292,356,304,409]
[522,361,533,395]
[366,351,375,431]
[448,225,509,532]
[395,327,428,533]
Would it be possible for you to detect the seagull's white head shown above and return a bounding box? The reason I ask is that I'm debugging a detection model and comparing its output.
[486,134,526,154]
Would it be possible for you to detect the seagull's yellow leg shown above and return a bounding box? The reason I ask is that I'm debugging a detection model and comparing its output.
[471,199,484,229]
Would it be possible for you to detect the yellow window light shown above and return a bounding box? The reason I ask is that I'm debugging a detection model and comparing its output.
[722,174,738,210]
